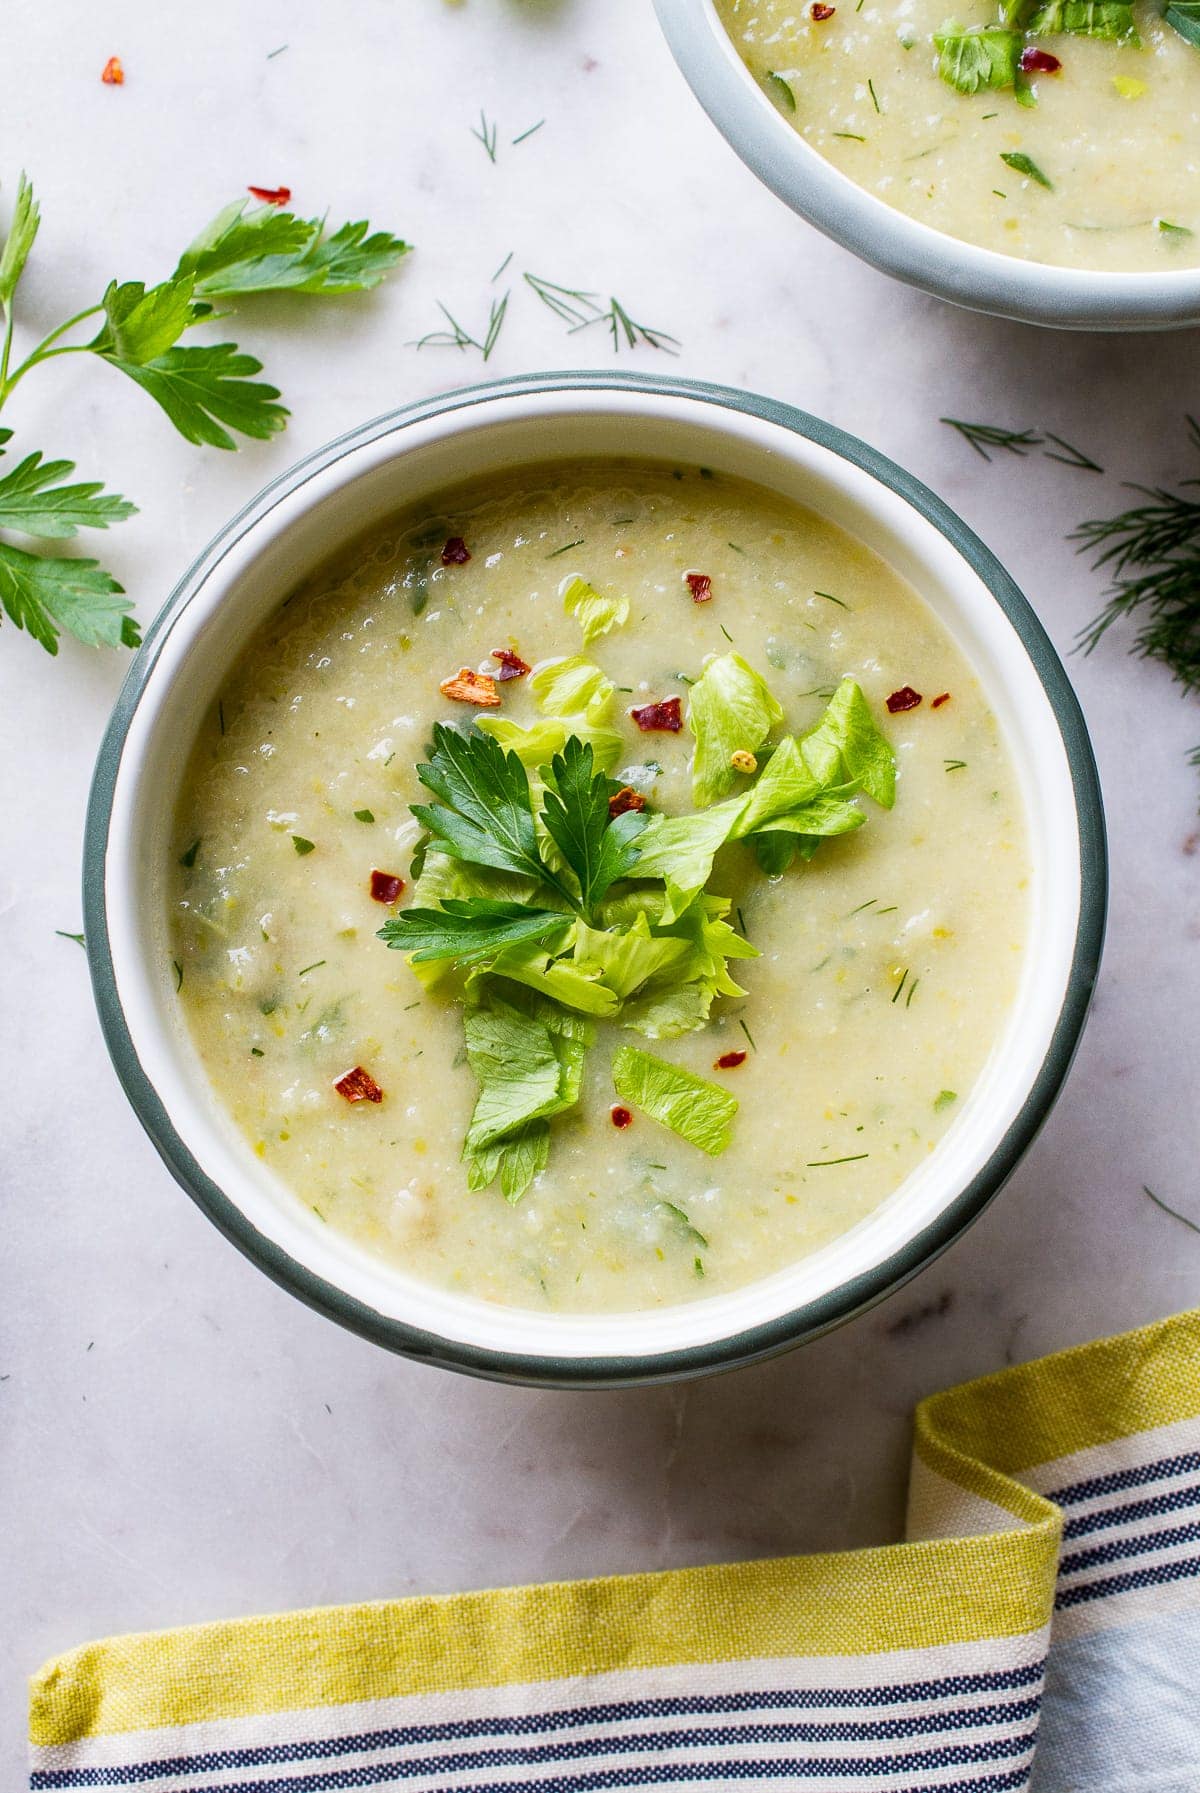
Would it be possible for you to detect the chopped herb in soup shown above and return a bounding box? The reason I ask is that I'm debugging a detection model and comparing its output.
[716,0,1200,269]
[171,463,1028,1312]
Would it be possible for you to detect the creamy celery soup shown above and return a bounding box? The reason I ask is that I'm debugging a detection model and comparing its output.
[716,0,1200,270]
[171,461,1027,1314]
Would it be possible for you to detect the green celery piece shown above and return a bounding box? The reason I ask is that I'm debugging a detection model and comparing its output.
[479,654,623,772]
[530,654,616,723]
[0,540,140,653]
[413,722,551,885]
[1025,1,1139,38]
[628,798,745,921]
[466,1122,550,1204]
[476,712,623,774]
[0,452,135,538]
[462,998,589,1153]
[934,22,1022,93]
[730,735,824,834]
[471,934,620,1017]
[378,898,570,966]
[755,833,795,875]
[0,172,39,307]
[745,791,866,838]
[612,1045,738,1155]
[561,574,629,645]
[687,652,784,807]
[797,679,895,807]
[1165,0,1200,45]
[571,914,693,1001]
[540,735,647,912]
[621,897,757,1039]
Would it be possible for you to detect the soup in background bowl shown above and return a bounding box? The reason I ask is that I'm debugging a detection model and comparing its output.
[84,376,1105,1385]
[654,0,1200,328]
[716,0,1200,272]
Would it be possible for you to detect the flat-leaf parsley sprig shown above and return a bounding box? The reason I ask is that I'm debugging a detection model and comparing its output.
[0,174,410,656]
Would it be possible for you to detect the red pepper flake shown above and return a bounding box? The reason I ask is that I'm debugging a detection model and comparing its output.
[491,647,530,681]
[1019,46,1061,71]
[608,786,647,819]
[334,1065,383,1104]
[685,571,713,603]
[886,686,923,714]
[931,692,951,709]
[248,184,292,206]
[610,1105,633,1129]
[715,1050,748,1070]
[440,536,471,566]
[369,870,405,905]
[631,697,683,733]
[811,3,837,17]
[439,667,501,707]
[101,56,125,84]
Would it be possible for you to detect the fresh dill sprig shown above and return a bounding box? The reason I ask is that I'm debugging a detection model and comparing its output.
[602,296,680,355]
[1075,418,1200,787]
[522,272,599,329]
[1075,417,1200,696]
[940,418,1045,461]
[411,292,509,362]
[1043,432,1104,473]
[523,270,680,355]
[1143,1184,1200,1235]
[470,110,499,163]
[941,417,1103,473]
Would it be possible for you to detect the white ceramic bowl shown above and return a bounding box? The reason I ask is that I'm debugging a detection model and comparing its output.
[85,374,1106,1386]
[654,0,1200,331]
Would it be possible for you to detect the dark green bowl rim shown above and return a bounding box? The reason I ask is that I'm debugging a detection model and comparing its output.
[83,370,1107,1389]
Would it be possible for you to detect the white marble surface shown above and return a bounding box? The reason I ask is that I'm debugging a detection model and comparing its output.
[3,0,1199,1779]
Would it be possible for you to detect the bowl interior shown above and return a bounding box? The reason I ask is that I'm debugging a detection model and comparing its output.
[100,386,1088,1371]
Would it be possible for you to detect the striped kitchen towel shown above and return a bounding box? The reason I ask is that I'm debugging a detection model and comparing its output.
[29,1308,1200,1792]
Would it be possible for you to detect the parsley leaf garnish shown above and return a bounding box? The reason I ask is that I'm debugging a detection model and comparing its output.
[0,173,39,308]
[935,23,1022,93]
[176,200,411,298]
[1026,0,1138,39]
[540,735,647,914]
[102,343,288,451]
[413,723,555,888]
[0,174,410,658]
[381,898,570,966]
[1165,0,1200,46]
[0,541,138,652]
[0,449,134,538]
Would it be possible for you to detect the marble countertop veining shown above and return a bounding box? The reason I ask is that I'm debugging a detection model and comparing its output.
[3,0,1199,1780]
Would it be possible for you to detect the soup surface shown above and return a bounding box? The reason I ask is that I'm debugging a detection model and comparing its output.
[172,462,1027,1314]
[716,0,1200,270]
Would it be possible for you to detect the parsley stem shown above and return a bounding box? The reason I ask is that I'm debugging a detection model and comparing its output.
[0,302,14,393]
[0,304,103,407]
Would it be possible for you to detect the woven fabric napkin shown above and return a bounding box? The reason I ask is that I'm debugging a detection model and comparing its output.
[30,1308,1200,1792]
